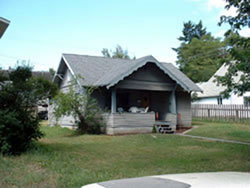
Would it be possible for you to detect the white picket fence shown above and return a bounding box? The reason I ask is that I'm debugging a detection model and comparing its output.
[192,104,250,121]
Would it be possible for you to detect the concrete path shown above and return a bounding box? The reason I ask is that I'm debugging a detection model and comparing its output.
[99,177,189,188]
[178,134,250,146]
[82,172,250,188]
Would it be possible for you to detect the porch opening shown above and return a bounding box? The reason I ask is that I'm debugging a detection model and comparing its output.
[115,89,173,121]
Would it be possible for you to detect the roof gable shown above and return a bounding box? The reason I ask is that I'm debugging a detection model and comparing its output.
[0,17,10,39]
[197,63,242,98]
[55,54,202,92]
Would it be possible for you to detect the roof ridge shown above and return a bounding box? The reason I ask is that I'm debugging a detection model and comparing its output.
[62,53,138,62]
[62,53,159,63]
[57,53,201,92]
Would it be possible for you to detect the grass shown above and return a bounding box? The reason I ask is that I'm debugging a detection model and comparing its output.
[190,119,250,143]
[0,121,249,188]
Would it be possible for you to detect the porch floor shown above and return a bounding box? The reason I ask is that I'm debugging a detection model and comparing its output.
[154,120,172,126]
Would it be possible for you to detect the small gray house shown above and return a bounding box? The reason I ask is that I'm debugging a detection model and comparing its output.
[49,54,201,134]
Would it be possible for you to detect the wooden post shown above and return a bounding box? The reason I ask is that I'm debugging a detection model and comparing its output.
[169,84,177,114]
[236,109,239,119]
[111,88,117,113]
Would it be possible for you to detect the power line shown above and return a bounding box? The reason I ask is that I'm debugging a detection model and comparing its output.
[177,47,228,61]
[0,53,25,60]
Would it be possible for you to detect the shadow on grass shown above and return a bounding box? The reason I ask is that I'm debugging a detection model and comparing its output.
[31,141,86,156]
[192,120,205,126]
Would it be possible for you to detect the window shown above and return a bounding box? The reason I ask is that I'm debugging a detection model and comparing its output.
[244,97,250,106]
[217,96,223,105]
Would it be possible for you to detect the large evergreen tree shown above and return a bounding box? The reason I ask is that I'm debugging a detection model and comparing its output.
[178,20,207,43]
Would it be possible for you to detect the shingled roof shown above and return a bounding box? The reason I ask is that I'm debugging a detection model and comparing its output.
[56,53,202,92]
[0,17,10,39]
[196,63,241,98]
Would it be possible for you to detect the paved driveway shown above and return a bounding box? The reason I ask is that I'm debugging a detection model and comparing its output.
[82,172,250,188]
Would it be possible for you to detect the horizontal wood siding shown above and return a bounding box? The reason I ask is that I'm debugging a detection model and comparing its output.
[177,92,192,127]
[103,112,155,135]
[116,63,175,91]
[60,68,74,89]
[48,104,75,127]
[117,80,174,91]
[165,113,177,131]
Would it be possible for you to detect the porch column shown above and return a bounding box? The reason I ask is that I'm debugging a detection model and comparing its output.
[111,88,117,113]
[169,84,177,114]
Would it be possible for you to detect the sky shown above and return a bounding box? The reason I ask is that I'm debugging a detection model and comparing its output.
[0,0,249,71]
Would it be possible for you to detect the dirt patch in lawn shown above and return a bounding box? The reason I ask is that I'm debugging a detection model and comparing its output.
[175,127,192,134]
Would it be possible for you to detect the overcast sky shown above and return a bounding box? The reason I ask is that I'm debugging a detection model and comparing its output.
[0,0,249,71]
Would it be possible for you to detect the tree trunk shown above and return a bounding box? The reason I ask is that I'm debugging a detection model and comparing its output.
[79,115,88,133]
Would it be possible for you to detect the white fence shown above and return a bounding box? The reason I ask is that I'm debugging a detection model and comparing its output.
[192,104,250,121]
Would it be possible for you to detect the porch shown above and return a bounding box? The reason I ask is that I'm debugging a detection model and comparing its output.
[103,87,178,135]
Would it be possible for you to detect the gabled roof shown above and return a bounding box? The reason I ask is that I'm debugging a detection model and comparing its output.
[0,17,10,39]
[55,53,202,92]
[197,63,242,98]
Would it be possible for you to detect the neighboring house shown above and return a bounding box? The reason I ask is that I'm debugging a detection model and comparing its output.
[0,17,10,39]
[49,54,202,134]
[193,63,250,105]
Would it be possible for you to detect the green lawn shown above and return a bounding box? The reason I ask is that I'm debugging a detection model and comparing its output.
[190,119,250,143]
[0,122,249,188]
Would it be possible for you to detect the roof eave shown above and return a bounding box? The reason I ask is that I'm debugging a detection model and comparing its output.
[106,60,198,93]
[0,17,10,39]
[53,55,81,87]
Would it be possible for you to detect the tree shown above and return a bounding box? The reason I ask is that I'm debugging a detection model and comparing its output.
[178,20,207,43]
[219,0,250,32]
[173,20,226,82]
[175,33,227,83]
[216,0,250,97]
[52,79,104,134]
[49,68,55,79]
[102,45,135,59]
[101,48,111,58]
[0,65,58,155]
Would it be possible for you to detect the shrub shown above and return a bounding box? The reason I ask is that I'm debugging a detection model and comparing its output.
[0,65,58,155]
[53,81,105,134]
[0,110,43,154]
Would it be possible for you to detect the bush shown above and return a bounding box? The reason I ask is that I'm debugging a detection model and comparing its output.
[0,110,43,155]
[83,113,105,134]
[0,65,58,155]
[53,82,105,134]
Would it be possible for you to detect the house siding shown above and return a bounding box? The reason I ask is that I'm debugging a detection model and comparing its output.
[92,88,110,111]
[103,112,155,135]
[149,91,170,120]
[48,104,76,128]
[176,92,192,127]
[116,63,175,91]
[49,68,76,127]
[193,91,250,105]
